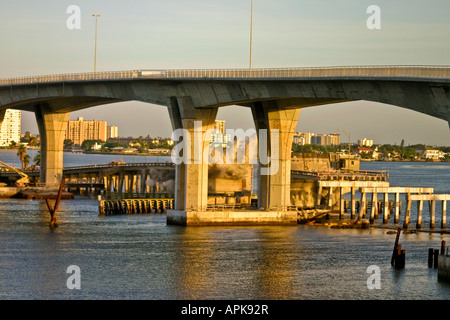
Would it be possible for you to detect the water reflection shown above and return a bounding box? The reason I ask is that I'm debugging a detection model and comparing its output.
[172,226,300,299]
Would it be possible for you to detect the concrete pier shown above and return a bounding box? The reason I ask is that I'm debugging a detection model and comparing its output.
[409,194,450,229]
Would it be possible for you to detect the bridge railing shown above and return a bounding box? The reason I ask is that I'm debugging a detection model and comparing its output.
[62,162,175,172]
[1,66,449,86]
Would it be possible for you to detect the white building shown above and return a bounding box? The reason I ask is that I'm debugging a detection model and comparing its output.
[107,125,119,139]
[422,150,445,160]
[0,109,21,147]
[210,120,231,148]
[358,138,374,147]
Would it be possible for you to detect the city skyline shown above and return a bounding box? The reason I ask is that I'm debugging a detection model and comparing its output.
[1,0,450,145]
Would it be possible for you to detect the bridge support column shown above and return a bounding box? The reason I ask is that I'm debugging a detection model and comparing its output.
[168,97,218,212]
[251,101,301,210]
[35,107,70,188]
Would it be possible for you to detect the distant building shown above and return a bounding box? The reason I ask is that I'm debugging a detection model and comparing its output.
[108,137,174,146]
[293,132,340,146]
[358,138,374,147]
[107,125,119,139]
[311,133,340,146]
[90,142,103,151]
[293,132,309,145]
[66,117,107,145]
[0,109,21,147]
[353,147,374,156]
[214,120,225,135]
[422,150,445,160]
[210,120,231,148]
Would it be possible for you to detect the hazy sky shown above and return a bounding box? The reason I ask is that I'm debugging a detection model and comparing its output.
[1,0,449,146]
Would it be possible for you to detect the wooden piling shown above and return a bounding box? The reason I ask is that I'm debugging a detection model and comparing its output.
[351,187,356,219]
[441,240,446,255]
[442,200,447,229]
[383,192,389,222]
[370,191,377,223]
[395,249,406,269]
[430,200,436,229]
[360,192,367,219]
[434,249,440,269]
[391,228,402,266]
[428,248,434,268]
[339,187,345,219]
[403,194,411,229]
[394,193,401,224]
[416,200,423,229]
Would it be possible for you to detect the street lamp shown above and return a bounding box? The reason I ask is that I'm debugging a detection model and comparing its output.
[92,14,101,73]
[338,129,351,156]
[249,0,253,70]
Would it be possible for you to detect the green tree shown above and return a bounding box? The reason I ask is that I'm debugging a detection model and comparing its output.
[23,154,30,169]
[33,151,41,166]
[64,139,74,147]
[81,140,104,150]
[16,144,27,169]
[28,136,37,146]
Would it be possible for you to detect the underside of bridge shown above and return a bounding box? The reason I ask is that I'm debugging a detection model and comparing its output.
[1,71,449,225]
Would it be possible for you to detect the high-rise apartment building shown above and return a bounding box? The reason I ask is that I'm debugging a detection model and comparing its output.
[311,134,340,146]
[107,125,119,139]
[66,117,107,145]
[358,138,374,147]
[0,109,21,147]
[294,132,340,146]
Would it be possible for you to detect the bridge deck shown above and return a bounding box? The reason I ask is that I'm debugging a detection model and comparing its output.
[1,66,449,86]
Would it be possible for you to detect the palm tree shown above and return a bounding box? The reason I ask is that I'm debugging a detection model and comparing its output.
[33,151,41,167]
[23,154,30,169]
[16,145,27,169]
[28,136,37,146]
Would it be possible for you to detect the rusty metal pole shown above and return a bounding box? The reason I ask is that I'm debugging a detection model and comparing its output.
[391,227,402,266]
[48,177,65,227]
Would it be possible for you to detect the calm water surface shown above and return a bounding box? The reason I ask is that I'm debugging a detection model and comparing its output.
[0,151,450,300]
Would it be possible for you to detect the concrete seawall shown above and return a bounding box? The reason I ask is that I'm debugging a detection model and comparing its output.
[167,210,298,226]
[438,255,450,282]
[0,187,19,198]
[0,187,73,199]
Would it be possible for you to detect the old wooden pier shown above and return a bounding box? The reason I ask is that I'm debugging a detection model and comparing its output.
[98,192,174,215]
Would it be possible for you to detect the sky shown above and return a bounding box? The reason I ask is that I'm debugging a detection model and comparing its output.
[0,0,449,146]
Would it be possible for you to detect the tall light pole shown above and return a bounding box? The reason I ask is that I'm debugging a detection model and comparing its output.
[92,14,101,73]
[339,129,351,156]
[249,0,253,70]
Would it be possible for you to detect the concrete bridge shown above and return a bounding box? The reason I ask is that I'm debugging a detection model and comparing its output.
[1,66,449,225]
[0,162,175,193]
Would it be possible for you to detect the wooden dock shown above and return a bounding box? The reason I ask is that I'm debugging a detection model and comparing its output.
[98,192,174,215]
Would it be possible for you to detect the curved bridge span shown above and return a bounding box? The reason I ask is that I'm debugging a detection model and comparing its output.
[1,65,449,121]
[0,66,449,215]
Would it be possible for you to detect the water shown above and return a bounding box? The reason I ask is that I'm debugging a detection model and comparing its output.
[1,151,450,300]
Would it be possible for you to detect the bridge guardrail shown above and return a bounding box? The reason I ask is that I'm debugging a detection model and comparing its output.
[1,66,449,86]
